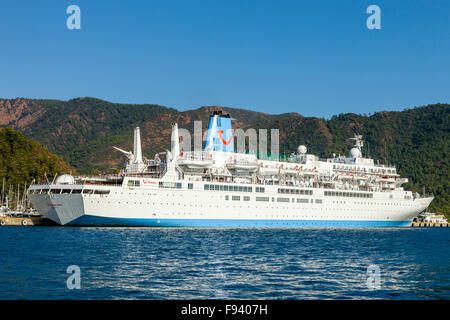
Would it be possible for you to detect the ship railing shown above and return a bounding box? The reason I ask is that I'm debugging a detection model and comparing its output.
[180,151,213,161]
[414,192,434,199]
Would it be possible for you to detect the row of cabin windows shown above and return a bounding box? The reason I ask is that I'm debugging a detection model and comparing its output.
[224,195,321,204]
[324,191,373,198]
[332,165,396,174]
[158,182,182,189]
[205,184,253,192]
[30,189,109,195]
[82,189,110,195]
[278,188,313,195]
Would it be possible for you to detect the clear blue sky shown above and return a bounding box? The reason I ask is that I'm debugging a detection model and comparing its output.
[0,0,449,117]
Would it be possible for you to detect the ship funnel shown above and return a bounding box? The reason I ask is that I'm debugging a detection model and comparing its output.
[133,127,143,164]
[171,123,180,160]
[204,110,234,152]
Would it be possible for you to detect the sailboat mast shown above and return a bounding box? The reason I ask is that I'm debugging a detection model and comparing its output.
[1,178,4,207]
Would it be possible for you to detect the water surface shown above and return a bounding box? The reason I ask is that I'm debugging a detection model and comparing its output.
[0,227,448,299]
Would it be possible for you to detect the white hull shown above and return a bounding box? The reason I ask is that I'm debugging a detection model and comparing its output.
[28,180,433,228]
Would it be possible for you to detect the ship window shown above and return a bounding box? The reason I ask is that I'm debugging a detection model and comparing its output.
[224,185,228,191]
[61,189,71,194]
[129,180,140,187]
[244,196,250,201]
[204,184,209,190]
[188,183,193,190]
[255,187,265,193]
[256,197,269,202]
[315,199,323,204]
[238,186,243,192]
[220,185,224,191]
[232,196,240,201]
[94,190,110,195]
[50,189,61,194]
[297,198,309,203]
[72,189,82,194]
[159,182,181,189]
[82,189,94,194]
[233,186,238,191]
[225,195,229,200]
[214,185,219,191]
[277,197,289,203]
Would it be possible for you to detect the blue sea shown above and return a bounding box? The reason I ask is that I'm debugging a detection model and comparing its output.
[0,227,448,300]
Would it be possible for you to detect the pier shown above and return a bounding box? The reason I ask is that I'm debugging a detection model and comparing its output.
[0,216,55,226]
[411,222,450,228]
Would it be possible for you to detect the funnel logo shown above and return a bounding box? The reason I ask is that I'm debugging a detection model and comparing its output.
[217,130,233,145]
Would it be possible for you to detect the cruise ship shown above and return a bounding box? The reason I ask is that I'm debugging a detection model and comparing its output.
[27,111,433,227]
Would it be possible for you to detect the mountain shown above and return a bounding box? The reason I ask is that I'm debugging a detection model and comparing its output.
[0,127,74,192]
[0,98,302,172]
[0,97,448,217]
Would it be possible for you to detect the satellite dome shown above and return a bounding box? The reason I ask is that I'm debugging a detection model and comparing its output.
[56,174,75,185]
[350,148,361,158]
[297,145,307,154]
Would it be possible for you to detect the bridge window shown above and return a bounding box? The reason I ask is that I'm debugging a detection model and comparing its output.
[128,180,140,187]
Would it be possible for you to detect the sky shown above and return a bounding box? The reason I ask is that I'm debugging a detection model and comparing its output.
[0,0,449,118]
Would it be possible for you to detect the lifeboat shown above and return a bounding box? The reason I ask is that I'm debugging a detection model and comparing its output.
[178,159,214,169]
[258,166,279,176]
[280,166,299,175]
[226,162,259,174]
[375,176,396,183]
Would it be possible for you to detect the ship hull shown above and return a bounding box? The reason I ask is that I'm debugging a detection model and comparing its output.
[28,185,433,228]
[66,215,413,228]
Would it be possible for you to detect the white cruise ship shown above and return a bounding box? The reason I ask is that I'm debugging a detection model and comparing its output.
[27,111,433,228]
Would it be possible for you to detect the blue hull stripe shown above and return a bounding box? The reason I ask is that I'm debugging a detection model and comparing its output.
[67,215,412,228]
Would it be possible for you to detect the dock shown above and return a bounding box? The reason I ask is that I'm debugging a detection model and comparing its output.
[411,222,450,228]
[0,216,55,226]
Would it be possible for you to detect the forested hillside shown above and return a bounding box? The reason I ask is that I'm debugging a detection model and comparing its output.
[0,127,74,191]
